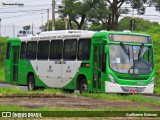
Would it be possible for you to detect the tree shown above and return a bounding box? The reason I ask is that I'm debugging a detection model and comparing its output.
[118,16,159,31]
[42,18,77,31]
[58,0,160,31]
[58,0,93,30]
[87,0,110,30]
[23,25,30,30]
[39,25,46,32]
[148,0,160,11]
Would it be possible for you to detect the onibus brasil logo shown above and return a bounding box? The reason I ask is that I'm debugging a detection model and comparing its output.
[1,2,24,7]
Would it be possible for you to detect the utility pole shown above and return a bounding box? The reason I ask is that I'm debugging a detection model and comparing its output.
[52,0,55,31]
[41,13,44,26]
[32,23,34,35]
[47,9,49,31]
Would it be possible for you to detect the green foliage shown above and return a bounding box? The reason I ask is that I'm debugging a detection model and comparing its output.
[0,67,4,81]
[118,17,159,31]
[81,93,160,106]
[89,23,105,31]
[0,104,154,111]
[44,19,77,31]
[147,30,160,93]
[23,25,31,30]
[87,0,110,29]
[0,37,7,67]
[0,88,65,95]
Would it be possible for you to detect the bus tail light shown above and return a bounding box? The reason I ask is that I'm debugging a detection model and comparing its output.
[108,74,116,83]
[149,77,155,85]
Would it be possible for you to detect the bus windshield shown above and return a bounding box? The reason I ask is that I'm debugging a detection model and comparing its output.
[109,44,153,74]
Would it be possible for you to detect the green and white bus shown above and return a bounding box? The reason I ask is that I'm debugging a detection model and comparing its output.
[5,30,155,93]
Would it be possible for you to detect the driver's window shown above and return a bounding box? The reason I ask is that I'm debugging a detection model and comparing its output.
[142,49,149,62]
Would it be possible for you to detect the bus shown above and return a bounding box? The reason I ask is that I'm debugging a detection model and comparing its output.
[5,30,155,94]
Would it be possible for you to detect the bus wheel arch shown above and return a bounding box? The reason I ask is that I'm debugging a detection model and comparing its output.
[27,72,36,91]
[77,75,87,94]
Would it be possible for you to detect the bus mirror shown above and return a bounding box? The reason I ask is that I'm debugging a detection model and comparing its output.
[105,45,109,53]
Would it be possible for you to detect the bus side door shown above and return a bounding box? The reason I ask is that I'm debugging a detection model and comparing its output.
[93,44,104,91]
[8,42,20,83]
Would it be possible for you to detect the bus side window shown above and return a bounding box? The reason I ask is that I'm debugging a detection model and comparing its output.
[26,41,37,60]
[50,40,63,60]
[6,43,11,59]
[63,39,77,60]
[78,39,91,60]
[37,41,50,60]
[20,42,26,59]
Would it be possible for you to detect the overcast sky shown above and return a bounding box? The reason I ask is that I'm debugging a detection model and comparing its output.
[0,0,160,37]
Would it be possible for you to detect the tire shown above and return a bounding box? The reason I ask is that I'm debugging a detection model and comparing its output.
[27,75,36,91]
[79,79,87,94]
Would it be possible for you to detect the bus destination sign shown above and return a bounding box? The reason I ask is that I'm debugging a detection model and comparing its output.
[109,34,151,44]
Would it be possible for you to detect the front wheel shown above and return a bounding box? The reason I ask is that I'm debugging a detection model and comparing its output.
[27,75,36,91]
[79,79,87,94]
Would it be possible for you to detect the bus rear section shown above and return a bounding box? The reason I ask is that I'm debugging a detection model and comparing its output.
[5,38,21,84]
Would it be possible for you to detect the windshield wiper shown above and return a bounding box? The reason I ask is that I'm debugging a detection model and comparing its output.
[138,43,144,60]
[120,42,130,61]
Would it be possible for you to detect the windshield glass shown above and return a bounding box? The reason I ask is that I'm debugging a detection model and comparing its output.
[109,44,153,74]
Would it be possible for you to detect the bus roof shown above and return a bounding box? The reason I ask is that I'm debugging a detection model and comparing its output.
[7,30,151,42]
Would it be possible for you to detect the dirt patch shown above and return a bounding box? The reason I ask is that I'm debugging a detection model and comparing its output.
[0,95,160,110]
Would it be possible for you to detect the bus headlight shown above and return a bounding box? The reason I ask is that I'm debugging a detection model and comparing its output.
[149,77,155,85]
[108,74,116,83]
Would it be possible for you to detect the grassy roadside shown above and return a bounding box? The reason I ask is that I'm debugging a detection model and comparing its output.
[0,87,160,107]
[0,104,155,111]
[81,93,160,106]
[0,87,65,95]
[0,67,4,81]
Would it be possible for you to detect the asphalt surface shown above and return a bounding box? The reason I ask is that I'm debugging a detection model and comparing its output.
[0,83,28,90]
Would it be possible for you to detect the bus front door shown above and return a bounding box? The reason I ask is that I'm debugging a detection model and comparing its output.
[11,46,19,82]
[93,45,103,91]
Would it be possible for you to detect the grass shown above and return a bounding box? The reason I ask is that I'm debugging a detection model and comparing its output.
[0,67,4,81]
[0,87,65,95]
[0,104,155,111]
[0,87,160,107]
[80,93,160,106]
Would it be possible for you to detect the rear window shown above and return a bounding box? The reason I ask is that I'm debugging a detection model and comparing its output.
[6,43,11,59]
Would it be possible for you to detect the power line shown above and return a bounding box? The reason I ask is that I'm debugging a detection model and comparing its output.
[0,8,51,14]
[122,13,160,17]
[1,8,52,19]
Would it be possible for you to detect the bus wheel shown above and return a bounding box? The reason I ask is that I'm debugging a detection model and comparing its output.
[79,79,87,94]
[27,75,36,91]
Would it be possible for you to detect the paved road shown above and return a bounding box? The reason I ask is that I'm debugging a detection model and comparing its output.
[0,83,28,90]
[0,83,80,93]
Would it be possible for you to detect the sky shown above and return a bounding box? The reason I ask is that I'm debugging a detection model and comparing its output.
[0,0,160,37]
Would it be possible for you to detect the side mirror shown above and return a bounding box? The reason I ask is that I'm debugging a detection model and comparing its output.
[105,45,109,53]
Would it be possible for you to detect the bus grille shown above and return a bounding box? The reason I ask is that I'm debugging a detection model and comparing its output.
[117,76,149,80]
[121,86,146,93]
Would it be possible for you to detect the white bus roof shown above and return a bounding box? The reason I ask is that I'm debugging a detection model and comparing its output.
[39,30,94,36]
[20,30,96,41]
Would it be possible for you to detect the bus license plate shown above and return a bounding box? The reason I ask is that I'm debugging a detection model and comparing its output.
[129,90,138,93]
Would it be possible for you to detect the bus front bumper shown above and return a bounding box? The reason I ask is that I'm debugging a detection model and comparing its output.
[105,81,154,94]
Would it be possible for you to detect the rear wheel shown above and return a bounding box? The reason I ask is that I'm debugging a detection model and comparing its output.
[79,79,87,94]
[27,75,36,91]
